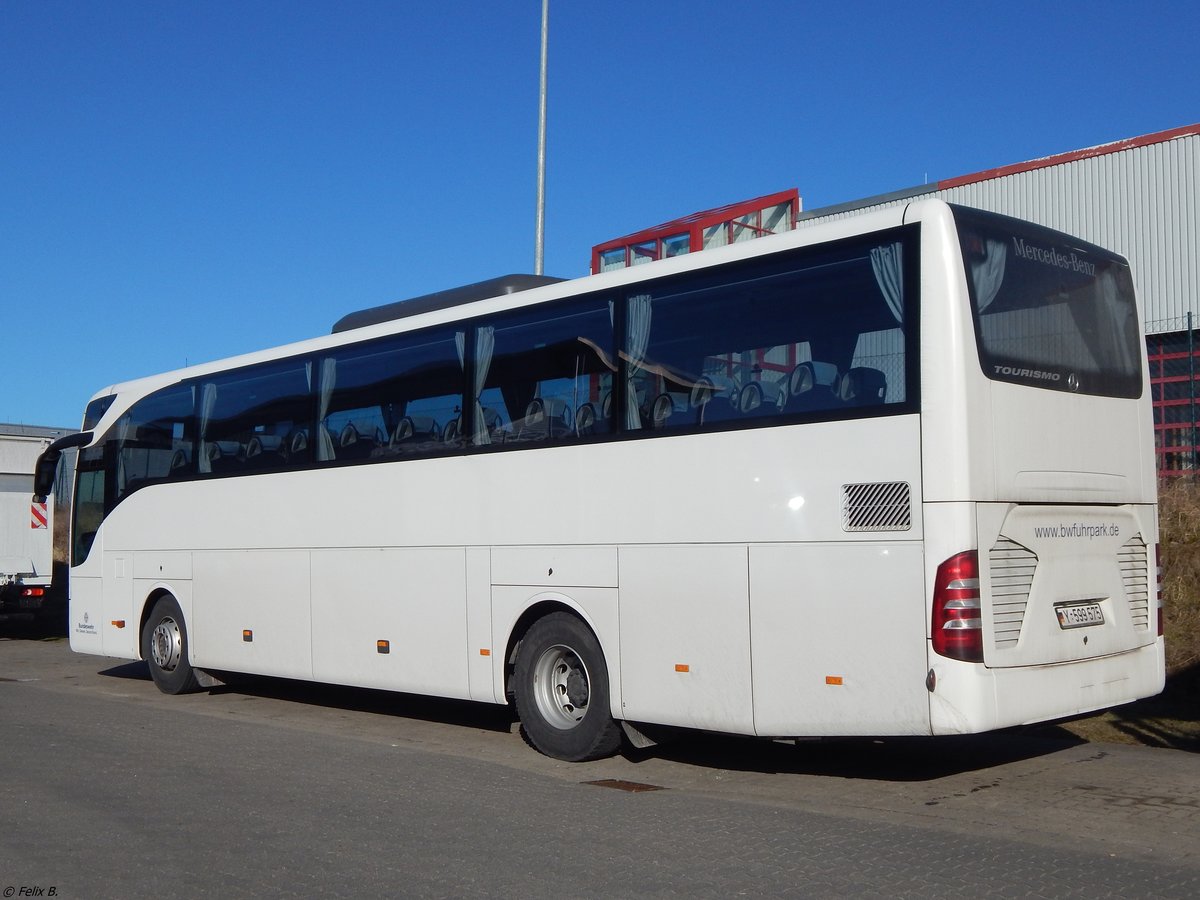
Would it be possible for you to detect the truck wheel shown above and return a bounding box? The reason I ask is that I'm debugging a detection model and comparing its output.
[142,595,202,694]
[513,612,622,761]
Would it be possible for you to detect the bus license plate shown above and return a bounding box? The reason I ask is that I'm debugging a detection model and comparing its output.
[1055,602,1105,629]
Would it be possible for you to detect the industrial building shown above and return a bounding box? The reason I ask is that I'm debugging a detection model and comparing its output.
[593,123,1200,475]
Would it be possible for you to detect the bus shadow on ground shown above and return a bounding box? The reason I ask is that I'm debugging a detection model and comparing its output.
[1062,663,1200,753]
[654,667,1200,775]
[650,672,1200,775]
[636,730,1088,782]
[100,654,1073,778]
[217,675,518,733]
[100,660,153,679]
[98,660,517,734]
[96,659,1199,775]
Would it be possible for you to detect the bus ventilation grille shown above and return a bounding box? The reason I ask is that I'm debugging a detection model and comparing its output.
[841,481,911,532]
[989,538,1038,650]
[1119,534,1150,630]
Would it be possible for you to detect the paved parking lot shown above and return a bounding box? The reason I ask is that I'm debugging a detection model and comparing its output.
[2,636,1198,898]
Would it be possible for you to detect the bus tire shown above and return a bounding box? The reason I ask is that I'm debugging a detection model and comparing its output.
[513,612,622,761]
[142,595,202,695]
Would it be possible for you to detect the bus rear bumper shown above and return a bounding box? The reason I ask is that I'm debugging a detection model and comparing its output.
[928,639,1166,735]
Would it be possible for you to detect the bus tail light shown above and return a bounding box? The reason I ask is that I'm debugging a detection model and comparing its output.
[21,587,45,598]
[1155,542,1163,637]
[932,550,983,663]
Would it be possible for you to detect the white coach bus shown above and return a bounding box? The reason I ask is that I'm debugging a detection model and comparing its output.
[36,200,1163,760]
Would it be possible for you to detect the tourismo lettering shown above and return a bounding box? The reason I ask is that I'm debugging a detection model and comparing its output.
[1011,237,1096,276]
[993,365,1061,382]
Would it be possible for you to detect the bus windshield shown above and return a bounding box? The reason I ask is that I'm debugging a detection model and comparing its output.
[954,206,1143,399]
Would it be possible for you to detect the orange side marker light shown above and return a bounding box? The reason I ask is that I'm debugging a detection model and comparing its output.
[675,664,690,673]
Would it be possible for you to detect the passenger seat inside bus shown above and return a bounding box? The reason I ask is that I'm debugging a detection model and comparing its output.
[389,416,438,449]
[481,407,506,441]
[285,427,311,464]
[517,398,572,441]
[688,377,714,425]
[207,440,245,474]
[575,402,597,436]
[785,361,840,412]
[338,422,380,460]
[245,434,287,469]
[737,379,786,417]
[650,393,675,428]
[689,376,739,424]
[835,367,888,406]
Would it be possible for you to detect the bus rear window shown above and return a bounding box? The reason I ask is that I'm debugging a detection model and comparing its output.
[953,207,1142,399]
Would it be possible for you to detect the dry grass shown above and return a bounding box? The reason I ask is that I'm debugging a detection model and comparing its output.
[1159,478,1200,675]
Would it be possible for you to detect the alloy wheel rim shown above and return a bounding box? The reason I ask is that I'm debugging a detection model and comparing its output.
[150,616,183,672]
[532,643,590,730]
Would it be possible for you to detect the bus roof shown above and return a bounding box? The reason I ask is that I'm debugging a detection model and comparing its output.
[331,274,564,334]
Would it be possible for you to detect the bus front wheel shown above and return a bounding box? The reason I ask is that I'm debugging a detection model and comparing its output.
[142,595,202,695]
[513,612,622,761]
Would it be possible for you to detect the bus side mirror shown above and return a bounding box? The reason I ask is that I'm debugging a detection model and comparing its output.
[32,431,93,503]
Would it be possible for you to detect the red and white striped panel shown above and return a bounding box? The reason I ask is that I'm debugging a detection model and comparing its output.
[31,501,48,529]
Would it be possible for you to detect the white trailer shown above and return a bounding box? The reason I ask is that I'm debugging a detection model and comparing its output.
[1,423,69,620]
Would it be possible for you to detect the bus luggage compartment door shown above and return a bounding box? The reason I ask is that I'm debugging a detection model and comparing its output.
[749,542,928,736]
[618,545,754,735]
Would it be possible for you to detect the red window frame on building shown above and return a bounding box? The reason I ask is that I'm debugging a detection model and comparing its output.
[1147,332,1199,477]
[590,189,800,274]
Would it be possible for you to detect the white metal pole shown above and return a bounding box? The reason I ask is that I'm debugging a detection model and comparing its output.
[535,0,549,275]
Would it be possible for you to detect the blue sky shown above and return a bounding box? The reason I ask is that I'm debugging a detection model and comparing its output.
[3,0,1196,428]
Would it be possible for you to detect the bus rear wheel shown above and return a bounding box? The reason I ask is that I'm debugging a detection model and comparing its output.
[513,612,622,761]
[142,595,202,695]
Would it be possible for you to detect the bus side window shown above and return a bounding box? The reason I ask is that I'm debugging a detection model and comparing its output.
[485,296,616,445]
[629,291,801,430]
[114,384,196,499]
[199,360,312,477]
[628,233,908,430]
[317,326,465,463]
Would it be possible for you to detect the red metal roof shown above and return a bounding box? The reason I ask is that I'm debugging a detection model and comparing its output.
[937,123,1200,191]
[592,188,799,254]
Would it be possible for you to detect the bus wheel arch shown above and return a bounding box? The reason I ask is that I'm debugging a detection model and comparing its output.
[502,598,608,700]
[137,587,176,649]
[509,606,622,761]
[140,592,202,695]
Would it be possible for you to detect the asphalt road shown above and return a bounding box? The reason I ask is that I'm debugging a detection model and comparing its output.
[2,636,1198,898]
